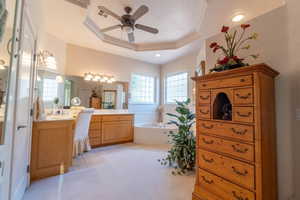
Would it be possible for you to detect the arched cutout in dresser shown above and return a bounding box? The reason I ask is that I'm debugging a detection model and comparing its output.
[213,92,232,121]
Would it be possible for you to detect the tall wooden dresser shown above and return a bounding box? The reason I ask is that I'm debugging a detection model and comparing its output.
[192,64,279,200]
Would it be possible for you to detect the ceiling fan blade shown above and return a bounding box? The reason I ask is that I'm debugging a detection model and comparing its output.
[131,5,149,21]
[65,0,90,9]
[84,17,104,40]
[101,25,121,32]
[128,32,135,43]
[135,24,159,34]
[98,6,122,21]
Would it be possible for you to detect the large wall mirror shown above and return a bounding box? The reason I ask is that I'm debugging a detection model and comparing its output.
[36,69,129,110]
[0,0,18,145]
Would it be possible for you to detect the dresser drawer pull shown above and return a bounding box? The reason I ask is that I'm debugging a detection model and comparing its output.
[202,124,214,129]
[202,138,214,145]
[236,93,251,99]
[201,155,214,163]
[240,78,246,83]
[236,112,252,118]
[200,110,209,115]
[232,166,248,176]
[231,128,247,135]
[202,84,207,87]
[200,95,209,100]
[232,144,249,153]
[232,191,249,200]
[201,176,214,184]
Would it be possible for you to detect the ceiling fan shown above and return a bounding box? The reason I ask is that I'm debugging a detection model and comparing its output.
[95,5,159,43]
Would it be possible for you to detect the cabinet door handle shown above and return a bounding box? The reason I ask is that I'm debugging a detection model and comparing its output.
[202,138,214,145]
[200,95,209,100]
[201,176,214,184]
[231,128,247,135]
[200,110,209,115]
[232,166,248,176]
[201,155,214,163]
[202,124,214,129]
[232,144,249,153]
[0,161,4,177]
[232,191,249,200]
[236,112,252,118]
[236,93,251,99]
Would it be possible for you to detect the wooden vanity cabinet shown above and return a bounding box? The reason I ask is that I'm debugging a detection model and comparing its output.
[88,114,134,147]
[192,64,279,200]
[30,120,75,181]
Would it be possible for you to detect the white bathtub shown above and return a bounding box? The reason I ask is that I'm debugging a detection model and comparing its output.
[134,123,177,145]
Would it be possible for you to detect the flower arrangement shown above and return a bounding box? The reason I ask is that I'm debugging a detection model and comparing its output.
[210,24,259,72]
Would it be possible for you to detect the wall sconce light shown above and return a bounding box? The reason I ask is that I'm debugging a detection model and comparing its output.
[37,50,57,70]
[84,73,116,83]
[0,59,6,70]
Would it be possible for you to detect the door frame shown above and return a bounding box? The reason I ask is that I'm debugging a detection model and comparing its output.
[8,0,37,199]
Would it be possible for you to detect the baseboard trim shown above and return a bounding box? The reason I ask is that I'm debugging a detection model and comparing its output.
[12,174,27,200]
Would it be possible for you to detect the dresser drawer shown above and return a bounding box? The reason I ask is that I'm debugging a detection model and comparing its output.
[198,150,255,189]
[233,107,254,123]
[198,121,254,142]
[198,169,255,200]
[199,135,254,162]
[198,105,211,119]
[102,115,133,122]
[193,188,222,200]
[199,75,253,89]
[234,88,254,105]
[198,90,211,104]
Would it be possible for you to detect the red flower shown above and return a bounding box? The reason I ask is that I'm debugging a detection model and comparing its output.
[221,26,229,33]
[210,42,218,48]
[213,46,220,53]
[241,24,251,30]
[218,57,230,65]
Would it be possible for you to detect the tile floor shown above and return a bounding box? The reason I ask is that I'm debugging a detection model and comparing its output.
[23,144,195,200]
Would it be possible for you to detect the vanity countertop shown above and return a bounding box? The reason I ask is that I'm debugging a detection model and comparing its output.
[35,109,134,122]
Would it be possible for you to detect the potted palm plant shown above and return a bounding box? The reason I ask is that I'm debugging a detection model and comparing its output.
[158,99,196,175]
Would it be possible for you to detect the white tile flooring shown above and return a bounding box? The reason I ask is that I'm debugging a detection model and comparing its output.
[23,144,195,200]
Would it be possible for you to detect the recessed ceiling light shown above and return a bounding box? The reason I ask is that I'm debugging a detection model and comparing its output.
[155,54,161,57]
[232,14,245,22]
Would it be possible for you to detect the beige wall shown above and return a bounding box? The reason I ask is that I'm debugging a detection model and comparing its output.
[65,44,160,81]
[37,32,67,74]
[206,4,299,200]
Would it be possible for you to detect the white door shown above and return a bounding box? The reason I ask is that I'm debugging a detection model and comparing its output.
[10,2,36,200]
[0,0,23,199]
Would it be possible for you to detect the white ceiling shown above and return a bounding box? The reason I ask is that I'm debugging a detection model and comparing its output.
[36,0,285,65]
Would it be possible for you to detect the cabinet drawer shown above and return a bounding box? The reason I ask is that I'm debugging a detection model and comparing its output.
[89,137,101,147]
[91,115,102,122]
[89,122,101,130]
[199,75,253,89]
[198,169,255,200]
[198,91,210,104]
[89,129,101,138]
[102,115,133,122]
[198,105,211,119]
[233,107,254,123]
[198,121,254,142]
[199,135,254,162]
[198,150,255,190]
[234,88,254,105]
